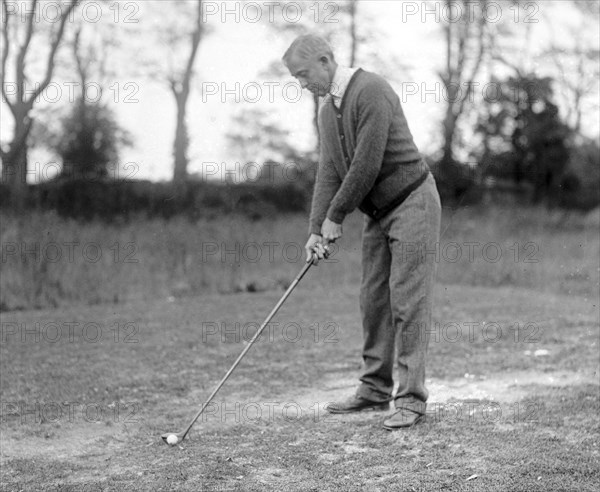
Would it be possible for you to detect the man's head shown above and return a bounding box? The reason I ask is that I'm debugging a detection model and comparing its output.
[283,34,337,97]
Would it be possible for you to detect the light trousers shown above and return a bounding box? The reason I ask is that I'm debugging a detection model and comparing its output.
[356,173,441,415]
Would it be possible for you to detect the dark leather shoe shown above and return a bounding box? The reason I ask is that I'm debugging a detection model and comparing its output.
[325,395,389,414]
[383,408,423,430]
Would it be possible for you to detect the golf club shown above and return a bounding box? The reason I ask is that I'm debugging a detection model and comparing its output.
[161,246,330,446]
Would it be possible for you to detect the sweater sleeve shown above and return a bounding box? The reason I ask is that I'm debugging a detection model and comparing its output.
[326,81,394,224]
[309,140,342,235]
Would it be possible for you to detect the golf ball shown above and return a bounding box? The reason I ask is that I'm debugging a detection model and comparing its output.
[166,434,178,445]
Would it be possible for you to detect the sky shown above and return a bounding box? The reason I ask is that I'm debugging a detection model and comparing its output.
[2,0,599,183]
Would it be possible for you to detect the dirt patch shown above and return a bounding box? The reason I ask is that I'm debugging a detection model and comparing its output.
[0,423,122,460]
[280,368,600,416]
[428,369,599,403]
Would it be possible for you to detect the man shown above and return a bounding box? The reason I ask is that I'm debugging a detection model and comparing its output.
[283,34,441,430]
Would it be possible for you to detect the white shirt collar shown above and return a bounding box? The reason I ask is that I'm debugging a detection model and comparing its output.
[328,66,359,108]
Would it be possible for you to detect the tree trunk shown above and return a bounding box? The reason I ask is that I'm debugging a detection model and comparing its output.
[168,0,203,184]
[441,107,456,165]
[2,109,31,210]
[173,94,189,185]
[2,141,28,211]
[349,0,358,67]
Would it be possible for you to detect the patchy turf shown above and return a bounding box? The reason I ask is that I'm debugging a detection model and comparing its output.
[1,280,599,491]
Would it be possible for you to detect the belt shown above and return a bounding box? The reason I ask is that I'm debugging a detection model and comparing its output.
[360,171,430,220]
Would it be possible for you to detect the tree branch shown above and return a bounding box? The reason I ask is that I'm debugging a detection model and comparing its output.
[168,77,178,97]
[15,0,37,104]
[29,0,78,104]
[492,51,523,79]
[180,0,204,98]
[72,27,88,90]
[1,0,15,114]
[457,14,487,117]
[456,12,468,77]
[445,0,452,77]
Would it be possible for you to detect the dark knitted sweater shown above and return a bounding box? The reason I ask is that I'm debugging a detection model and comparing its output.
[309,69,428,235]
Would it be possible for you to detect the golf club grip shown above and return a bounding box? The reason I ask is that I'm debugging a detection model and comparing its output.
[181,260,314,438]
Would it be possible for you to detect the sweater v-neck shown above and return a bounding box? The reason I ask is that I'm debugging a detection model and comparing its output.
[309,69,425,232]
[331,68,363,114]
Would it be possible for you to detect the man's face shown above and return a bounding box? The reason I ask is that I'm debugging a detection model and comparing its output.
[286,53,333,97]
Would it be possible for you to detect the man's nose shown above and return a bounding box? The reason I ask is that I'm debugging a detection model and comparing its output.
[299,78,308,89]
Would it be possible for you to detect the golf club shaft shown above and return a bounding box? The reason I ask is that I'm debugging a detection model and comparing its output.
[180,259,314,439]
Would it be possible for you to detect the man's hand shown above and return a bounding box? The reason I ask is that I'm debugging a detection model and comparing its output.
[305,233,329,265]
[321,218,343,246]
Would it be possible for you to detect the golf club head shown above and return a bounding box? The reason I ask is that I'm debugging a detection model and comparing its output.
[161,431,185,446]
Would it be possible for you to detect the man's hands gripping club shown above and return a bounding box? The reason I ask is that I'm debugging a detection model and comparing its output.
[305,218,343,264]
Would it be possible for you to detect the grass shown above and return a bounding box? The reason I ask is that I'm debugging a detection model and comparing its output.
[1,279,598,490]
[1,204,599,489]
[1,205,599,311]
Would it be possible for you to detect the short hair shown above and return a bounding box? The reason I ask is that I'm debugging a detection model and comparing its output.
[282,34,335,66]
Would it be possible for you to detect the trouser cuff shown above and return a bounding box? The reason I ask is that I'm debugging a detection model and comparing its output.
[356,384,392,404]
[394,397,427,416]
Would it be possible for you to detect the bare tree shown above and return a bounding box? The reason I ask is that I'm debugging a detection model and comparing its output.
[438,0,493,166]
[124,1,207,185]
[53,18,130,181]
[546,2,599,136]
[490,1,599,139]
[166,0,204,185]
[548,43,599,136]
[1,0,78,204]
[70,14,116,96]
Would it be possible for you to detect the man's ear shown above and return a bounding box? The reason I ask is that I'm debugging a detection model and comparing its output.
[318,55,331,67]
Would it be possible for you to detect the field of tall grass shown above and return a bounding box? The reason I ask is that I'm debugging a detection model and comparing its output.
[1,205,598,311]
